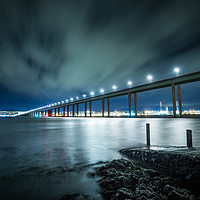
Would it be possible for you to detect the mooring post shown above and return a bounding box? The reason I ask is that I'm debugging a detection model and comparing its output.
[186,129,193,148]
[146,123,150,147]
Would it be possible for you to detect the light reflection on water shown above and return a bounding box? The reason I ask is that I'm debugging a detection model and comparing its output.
[0,117,200,199]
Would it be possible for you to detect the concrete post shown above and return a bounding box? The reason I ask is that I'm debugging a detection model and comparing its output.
[77,104,79,117]
[107,98,110,117]
[85,102,87,117]
[102,98,105,117]
[146,123,150,147]
[134,93,137,117]
[67,105,69,117]
[128,92,131,117]
[172,84,176,117]
[186,129,193,148]
[72,105,75,117]
[63,106,65,117]
[89,101,92,117]
[177,84,182,117]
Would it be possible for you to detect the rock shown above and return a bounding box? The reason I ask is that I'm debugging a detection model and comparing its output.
[111,188,135,200]
[87,171,96,178]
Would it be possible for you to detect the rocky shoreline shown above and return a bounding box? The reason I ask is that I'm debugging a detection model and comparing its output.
[60,146,200,200]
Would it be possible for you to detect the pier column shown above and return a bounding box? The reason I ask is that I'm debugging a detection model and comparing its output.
[128,92,131,117]
[77,104,79,117]
[102,98,105,117]
[58,107,60,117]
[85,102,87,117]
[134,93,137,117]
[67,105,69,116]
[89,101,92,117]
[45,110,46,117]
[63,106,65,117]
[172,84,176,117]
[177,84,182,117]
[107,98,110,117]
[72,105,75,117]
[55,108,57,117]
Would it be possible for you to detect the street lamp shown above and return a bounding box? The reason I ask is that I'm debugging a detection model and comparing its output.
[147,75,153,82]
[112,85,117,90]
[127,81,132,87]
[100,89,104,93]
[174,67,180,76]
[90,91,95,96]
[83,94,86,98]
[65,99,69,103]
[70,98,73,101]
[76,96,79,100]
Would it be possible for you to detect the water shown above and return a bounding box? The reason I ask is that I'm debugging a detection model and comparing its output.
[0,117,200,199]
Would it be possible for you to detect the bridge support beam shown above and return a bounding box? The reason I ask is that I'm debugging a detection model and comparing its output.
[63,106,65,117]
[77,104,79,117]
[134,93,137,117]
[58,107,60,117]
[85,102,87,117]
[89,102,92,117]
[102,99,105,117]
[128,92,131,117]
[55,108,57,117]
[72,105,75,117]
[177,84,182,117]
[172,84,176,117]
[67,105,69,116]
[107,98,110,117]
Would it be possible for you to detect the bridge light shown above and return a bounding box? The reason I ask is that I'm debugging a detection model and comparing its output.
[61,101,64,104]
[90,91,95,96]
[58,102,60,105]
[100,89,104,93]
[127,81,132,87]
[147,75,153,82]
[70,98,73,101]
[112,85,117,90]
[83,94,86,98]
[174,67,180,76]
[76,96,79,100]
[65,99,69,103]
[55,103,57,105]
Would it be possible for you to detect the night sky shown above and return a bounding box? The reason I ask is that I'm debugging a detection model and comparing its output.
[0,0,200,111]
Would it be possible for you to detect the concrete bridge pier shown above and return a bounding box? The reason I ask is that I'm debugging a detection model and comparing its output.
[177,84,182,117]
[128,93,131,117]
[72,105,75,117]
[85,102,87,117]
[58,107,60,116]
[63,106,65,117]
[107,98,110,117]
[172,84,177,117]
[77,104,79,116]
[102,99,105,117]
[89,102,92,117]
[134,93,137,117]
[67,105,69,116]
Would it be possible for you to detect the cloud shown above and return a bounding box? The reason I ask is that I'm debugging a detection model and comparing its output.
[0,0,200,99]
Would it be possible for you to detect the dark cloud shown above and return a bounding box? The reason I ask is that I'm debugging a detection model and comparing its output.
[0,0,200,102]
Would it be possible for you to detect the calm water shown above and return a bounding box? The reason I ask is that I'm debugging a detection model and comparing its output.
[0,117,200,199]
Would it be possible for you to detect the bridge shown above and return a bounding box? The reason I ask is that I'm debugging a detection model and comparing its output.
[25,71,200,118]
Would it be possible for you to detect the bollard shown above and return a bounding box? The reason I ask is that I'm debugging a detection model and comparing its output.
[186,129,193,148]
[146,123,150,147]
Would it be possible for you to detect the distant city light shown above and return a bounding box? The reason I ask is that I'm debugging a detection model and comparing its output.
[70,98,74,101]
[127,81,132,87]
[90,91,95,96]
[83,94,86,98]
[147,75,153,81]
[112,85,117,90]
[100,89,104,93]
[76,96,79,100]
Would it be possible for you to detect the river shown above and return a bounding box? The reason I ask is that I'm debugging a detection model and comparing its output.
[0,117,200,199]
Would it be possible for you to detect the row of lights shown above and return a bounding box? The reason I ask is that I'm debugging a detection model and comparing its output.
[30,67,180,112]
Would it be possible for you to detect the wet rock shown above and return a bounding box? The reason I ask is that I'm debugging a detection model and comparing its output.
[112,188,135,200]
